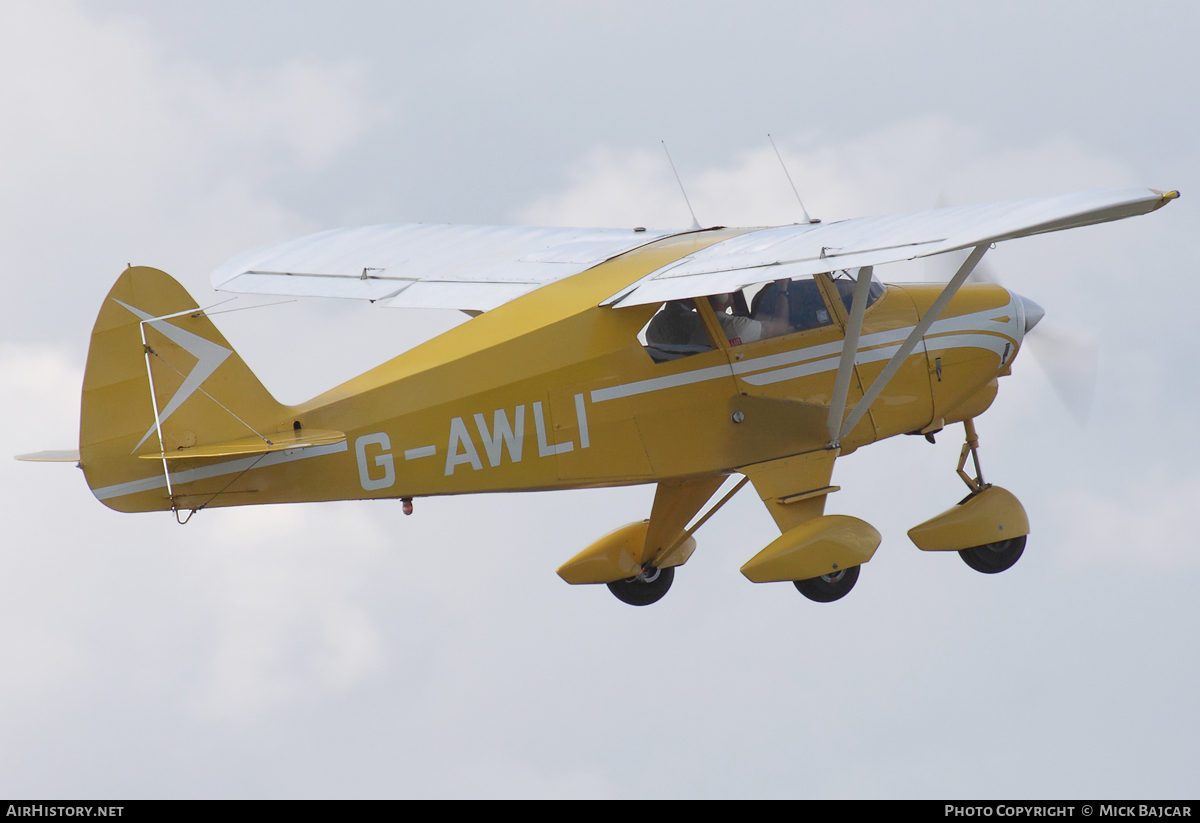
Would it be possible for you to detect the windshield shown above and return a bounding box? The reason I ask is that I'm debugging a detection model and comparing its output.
[828,271,885,314]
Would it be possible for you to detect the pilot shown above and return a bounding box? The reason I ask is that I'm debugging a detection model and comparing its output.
[703,281,791,346]
[754,277,830,331]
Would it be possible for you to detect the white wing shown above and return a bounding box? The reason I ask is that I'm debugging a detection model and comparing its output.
[604,188,1177,306]
[211,224,674,313]
[211,189,1176,314]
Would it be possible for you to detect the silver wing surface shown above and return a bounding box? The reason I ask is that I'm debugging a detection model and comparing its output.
[211,224,675,313]
[212,189,1176,313]
[604,188,1176,306]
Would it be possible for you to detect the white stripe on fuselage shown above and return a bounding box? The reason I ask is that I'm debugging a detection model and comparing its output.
[593,297,1020,401]
[590,362,736,403]
[92,441,349,501]
[94,299,1017,501]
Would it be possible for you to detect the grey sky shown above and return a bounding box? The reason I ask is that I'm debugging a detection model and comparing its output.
[2,0,1198,798]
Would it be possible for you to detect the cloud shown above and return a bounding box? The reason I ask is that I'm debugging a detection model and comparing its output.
[0,344,82,452]
[0,0,384,342]
[0,0,400,744]
[517,118,1138,233]
[1058,469,1200,567]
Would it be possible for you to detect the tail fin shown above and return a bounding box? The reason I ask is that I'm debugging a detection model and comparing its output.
[81,266,290,512]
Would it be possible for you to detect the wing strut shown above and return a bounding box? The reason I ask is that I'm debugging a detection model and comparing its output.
[826,265,875,443]
[830,244,988,446]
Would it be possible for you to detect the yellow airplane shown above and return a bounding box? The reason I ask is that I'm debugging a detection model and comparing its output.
[20,188,1178,606]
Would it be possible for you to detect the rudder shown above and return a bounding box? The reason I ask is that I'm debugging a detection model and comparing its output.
[81,267,290,512]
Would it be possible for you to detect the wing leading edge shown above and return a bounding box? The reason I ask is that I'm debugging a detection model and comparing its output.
[604,188,1178,307]
[210,188,1177,314]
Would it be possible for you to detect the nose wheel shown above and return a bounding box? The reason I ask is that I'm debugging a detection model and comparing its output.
[793,565,860,602]
[607,565,674,606]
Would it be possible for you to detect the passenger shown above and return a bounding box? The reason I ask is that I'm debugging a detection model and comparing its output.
[646,300,704,346]
[755,278,831,331]
[703,282,791,346]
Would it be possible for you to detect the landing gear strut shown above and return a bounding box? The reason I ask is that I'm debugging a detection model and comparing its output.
[607,565,674,606]
[954,419,1027,575]
[957,418,986,494]
[793,565,860,602]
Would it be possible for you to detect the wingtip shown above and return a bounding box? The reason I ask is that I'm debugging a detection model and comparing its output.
[1148,189,1180,212]
[15,450,81,463]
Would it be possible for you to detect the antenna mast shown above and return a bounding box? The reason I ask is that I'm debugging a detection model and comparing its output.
[661,141,703,231]
[768,134,819,224]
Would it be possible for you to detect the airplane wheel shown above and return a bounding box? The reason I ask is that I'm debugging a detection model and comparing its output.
[959,535,1027,574]
[607,566,674,606]
[793,565,860,603]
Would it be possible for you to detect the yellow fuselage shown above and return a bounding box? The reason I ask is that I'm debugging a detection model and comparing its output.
[84,230,1020,513]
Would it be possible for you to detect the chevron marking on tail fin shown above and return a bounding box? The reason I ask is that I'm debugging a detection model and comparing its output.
[113,299,236,452]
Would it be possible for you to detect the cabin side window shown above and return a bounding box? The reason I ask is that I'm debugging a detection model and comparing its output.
[707,274,835,347]
[640,299,716,363]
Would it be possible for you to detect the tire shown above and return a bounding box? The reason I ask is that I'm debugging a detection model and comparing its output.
[959,534,1026,574]
[607,566,674,606]
[793,564,860,603]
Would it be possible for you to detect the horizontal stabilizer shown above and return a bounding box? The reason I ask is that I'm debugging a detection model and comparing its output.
[15,450,80,463]
[137,429,345,461]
